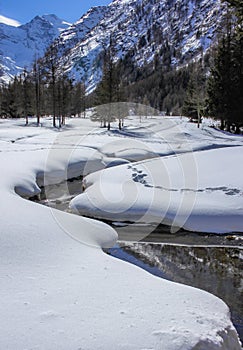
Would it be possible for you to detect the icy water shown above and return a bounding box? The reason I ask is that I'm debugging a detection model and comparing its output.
[31,177,83,211]
[107,242,243,342]
[31,178,243,343]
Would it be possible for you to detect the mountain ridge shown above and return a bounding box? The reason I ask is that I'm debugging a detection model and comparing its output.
[0,0,226,91]
[0,14,70,83]
[46,0,226,92]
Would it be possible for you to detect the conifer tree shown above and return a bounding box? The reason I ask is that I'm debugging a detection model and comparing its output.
[207,0,243,132]
[44,45,59,127]
[22,69,30,125]
[183,63,206,127]
[8,77,24,118]
[95,36,120,130]
[33,58,42,126]
[72,81,86,118]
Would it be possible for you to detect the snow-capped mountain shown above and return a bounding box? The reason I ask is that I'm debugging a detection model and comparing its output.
[56,6,108,55]
[0,0,226,90]
[50,0,225,92]
[0,15,70,83]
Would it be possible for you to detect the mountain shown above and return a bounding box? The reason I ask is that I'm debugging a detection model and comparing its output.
[49,0,226,92]
[0,15,70,84]
[0,0,226,91]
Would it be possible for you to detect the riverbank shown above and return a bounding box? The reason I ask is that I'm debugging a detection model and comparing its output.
[0,116,242,349]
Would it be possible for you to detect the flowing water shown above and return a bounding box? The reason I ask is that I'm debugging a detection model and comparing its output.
[31,178,243,343]
[107,242,243,341]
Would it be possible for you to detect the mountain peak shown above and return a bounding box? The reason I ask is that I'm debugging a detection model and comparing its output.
[41,14,72,27]
[20,14,70,29]
[48,0,225,92]
[0,0,225,89]
[0,14,70,84]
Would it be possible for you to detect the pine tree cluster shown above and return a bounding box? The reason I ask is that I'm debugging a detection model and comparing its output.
[207,0,243,132]
[0,0,242,133]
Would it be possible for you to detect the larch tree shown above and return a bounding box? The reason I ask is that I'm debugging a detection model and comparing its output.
[33,58,42,126]
[183,62,206,127]
[94,35,120,130]
[44,45,59,127]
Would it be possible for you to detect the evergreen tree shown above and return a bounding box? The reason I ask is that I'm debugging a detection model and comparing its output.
[58,74,74,125]
[207,0,243,132]
[183,63,206,127]
[33,58,42,126]
[0,85,2,117]
[94,36,120,130]
[72,81,86,118]
[44,45,59,127]
[22,68,35,125]
[0,61,4,80]
[7,77,24,118]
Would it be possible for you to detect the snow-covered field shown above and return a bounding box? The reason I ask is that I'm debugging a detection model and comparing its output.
[70,116,243,234]
[0,115,242,349]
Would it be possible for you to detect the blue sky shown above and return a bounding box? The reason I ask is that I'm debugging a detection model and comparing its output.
[0,0,111,25]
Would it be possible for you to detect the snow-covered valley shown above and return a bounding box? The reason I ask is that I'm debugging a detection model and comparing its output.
[0,115,242,349]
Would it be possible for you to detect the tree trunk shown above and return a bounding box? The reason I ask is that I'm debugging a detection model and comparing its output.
[235,124,240,134]
[197,107,200,128]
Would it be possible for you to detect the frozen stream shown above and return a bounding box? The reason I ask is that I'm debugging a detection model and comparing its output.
[30,177,243,343]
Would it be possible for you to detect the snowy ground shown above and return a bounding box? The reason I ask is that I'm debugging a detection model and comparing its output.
[0,116,242,349]
[70,116,243,234]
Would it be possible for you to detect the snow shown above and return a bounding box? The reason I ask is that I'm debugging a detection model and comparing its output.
[70,117,243,234]
[36,0,225,92]
[72,147,243,233]
[0,15,70,83]
[0,116,242,349]
[0,14,21,27]
[1,0,225,91]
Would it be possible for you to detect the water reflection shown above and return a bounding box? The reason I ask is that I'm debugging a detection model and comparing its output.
[31,177,83,211]
[29,178,243,342]
[107,242,243,342]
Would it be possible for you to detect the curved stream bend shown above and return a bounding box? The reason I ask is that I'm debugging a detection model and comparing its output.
[25,176,243,343]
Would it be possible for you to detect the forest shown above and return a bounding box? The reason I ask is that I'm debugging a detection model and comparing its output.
[0,0,242,132]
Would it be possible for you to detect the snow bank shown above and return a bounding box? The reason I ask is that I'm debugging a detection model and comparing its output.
[71,145,243,234]
[0,118,241,349]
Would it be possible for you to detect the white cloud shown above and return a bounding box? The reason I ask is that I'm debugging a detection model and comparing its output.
[0,15,21,27]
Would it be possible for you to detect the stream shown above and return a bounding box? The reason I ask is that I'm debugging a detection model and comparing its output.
[31,177,243,342]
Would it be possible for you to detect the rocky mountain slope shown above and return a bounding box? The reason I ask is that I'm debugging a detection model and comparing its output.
[0,0,226,91]
[52,0,225,92]
[0,15,70,83]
